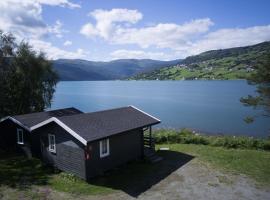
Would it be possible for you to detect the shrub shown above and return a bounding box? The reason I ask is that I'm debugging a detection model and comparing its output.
[154,129,270,151]
[59,172,79,183]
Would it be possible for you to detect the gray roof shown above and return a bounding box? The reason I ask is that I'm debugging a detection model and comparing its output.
[12,107,83,128]
[58,106,160,142]
[5,106,160,144]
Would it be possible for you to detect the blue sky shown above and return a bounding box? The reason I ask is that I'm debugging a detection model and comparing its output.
[1,0,270,61]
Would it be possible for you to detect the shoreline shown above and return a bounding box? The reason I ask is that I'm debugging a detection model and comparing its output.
[153,127,269,139]
[127,78,247,81]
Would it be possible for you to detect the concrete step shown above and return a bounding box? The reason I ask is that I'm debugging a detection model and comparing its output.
[151,156,163,163]
[144,148,163,163]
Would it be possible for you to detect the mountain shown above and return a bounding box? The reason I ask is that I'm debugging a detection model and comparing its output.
[129,41,270,80]
[53,59,181,81]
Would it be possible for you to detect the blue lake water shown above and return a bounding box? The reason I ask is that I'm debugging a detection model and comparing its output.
[51,80,270,138]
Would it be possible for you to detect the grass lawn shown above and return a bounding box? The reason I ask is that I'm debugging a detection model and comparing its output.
[157,144,270,185]
[0,151,191,198]
[0,154,114,198]
[1,144,269,199]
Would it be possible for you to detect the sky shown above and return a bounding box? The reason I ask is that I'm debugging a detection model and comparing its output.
[0,0,270,61]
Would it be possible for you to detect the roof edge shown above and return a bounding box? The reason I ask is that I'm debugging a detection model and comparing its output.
[0,116,9,123]
[88,121,161,143]
[30,117,87,145]
[0,116,31,132]
[129,105,161,122]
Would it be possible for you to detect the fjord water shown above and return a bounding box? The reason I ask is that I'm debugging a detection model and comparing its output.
[51,80,270,138]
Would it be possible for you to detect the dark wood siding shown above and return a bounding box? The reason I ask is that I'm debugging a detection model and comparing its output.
[0,119,31,157]
[85,129,143,179]
[33,123,87,180]
[1,119,145,180]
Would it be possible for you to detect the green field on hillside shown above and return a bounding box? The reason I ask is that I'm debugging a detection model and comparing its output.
[130,41,270,80]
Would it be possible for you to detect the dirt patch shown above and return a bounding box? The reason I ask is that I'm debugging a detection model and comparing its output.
[83,159,270,200]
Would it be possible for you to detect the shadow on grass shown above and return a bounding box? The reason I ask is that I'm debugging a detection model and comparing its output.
[0,150,194,197]
[89,150,194,197]
[0,153,54,189]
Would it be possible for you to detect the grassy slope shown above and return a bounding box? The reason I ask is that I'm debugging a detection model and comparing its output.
[157,144,270,185]
[130,41,270,80]
[133,66,251,80]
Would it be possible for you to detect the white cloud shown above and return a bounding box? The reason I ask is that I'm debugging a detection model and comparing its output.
[187,25,270,55]
[0,0,85,60]
[80,8,143,39]
[63,40,72,46]
[110,49,170,60]
[0,0,46,40]
[49,20,68,38]
[2,3,270,61]
[80,23,99,38]
[112,18,214,49]
[31,39,88,59]
[0,0,75,39]
[37,0,80,8]
[81,8,270,59]
[80,9,213,49]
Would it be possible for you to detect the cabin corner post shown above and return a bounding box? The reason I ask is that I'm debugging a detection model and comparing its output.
[149,125,152,139]
[149,125,153,150]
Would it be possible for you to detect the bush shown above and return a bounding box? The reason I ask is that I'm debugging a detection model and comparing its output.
[59,172,79,183]
[154,129,270,151]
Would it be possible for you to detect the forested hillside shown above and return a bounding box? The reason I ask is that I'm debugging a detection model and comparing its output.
[53,59,181,81]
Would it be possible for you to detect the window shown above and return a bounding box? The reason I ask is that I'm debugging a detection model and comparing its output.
[48,134,56,153]
[99,138,110,158]
[17,129,24,144]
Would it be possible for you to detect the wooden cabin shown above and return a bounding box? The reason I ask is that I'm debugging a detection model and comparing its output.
[0,106,160,180]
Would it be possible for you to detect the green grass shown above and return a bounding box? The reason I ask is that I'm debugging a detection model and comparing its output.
[129,42,270,80]
[0,155,52,188]
[154,129,270,151]
[1,141,270,198]
[0,154,114,196]
[49,172,114,195]
[0,152,190,197]
[157,144,270,185]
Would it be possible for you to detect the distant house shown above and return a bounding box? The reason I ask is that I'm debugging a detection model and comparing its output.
[0,106,160,180]
[246,66,254,72]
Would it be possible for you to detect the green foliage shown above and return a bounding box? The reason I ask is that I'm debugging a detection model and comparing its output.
[53,58,180,81]
[0,31,58,117]
[183,42,270,64]
[243,116,255,123]
[130,42,270,80]
[58,172,78,182]
[154,129,270,151]
[241,55,270,121]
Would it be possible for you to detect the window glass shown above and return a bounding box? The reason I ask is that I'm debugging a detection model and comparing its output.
[48,134,56,153]
[100,139,109,157]
[102,140,107,154]
[17,129,24,144]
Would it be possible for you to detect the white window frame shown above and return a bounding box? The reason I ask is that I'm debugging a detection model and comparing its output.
[99,138,110,158]
[48,134,56,153]
[17,128,24,144]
